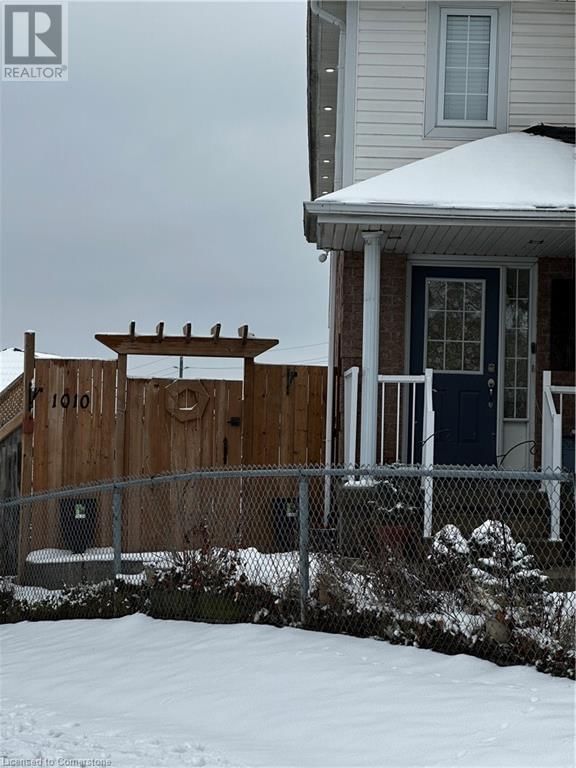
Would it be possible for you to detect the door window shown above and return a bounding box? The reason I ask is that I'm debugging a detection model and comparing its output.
[425,278,484,372]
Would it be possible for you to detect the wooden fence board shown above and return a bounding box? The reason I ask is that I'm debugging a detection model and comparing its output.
[264,365,283,466]
[170,388,187,474]
[214,380,227,466]
[19,358,326,558]
[251,366,269,466]
[307,367,327,464]
[77,360,93,486]
[101,362,117,472]
[225,381,243,467]
[200,381,215,469]
[0,429,21,575]
[46,361,65,490]
[279,368,296,465]
[124,378,144,551]
[32,361,50,494]
[292,371,309,465]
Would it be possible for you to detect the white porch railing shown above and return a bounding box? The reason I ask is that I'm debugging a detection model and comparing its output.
[343,366,360,467]
[542,370,575,541]
[343,367,436,536]
[378,370,435,468]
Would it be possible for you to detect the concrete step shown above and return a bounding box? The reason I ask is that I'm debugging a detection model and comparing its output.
[544,566,575,592]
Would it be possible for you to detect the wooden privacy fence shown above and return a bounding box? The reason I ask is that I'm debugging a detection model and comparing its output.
[244,363,327,466]
[31,359,118,492]
[6,356,327,557]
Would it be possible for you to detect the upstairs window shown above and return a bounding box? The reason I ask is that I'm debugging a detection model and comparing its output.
[439,11,496,125]
[425,3,510,139]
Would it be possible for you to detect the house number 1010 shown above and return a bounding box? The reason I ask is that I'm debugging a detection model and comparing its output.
[51,393,90,409]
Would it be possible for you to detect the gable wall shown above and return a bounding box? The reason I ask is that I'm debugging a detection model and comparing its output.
[353,1,575,183]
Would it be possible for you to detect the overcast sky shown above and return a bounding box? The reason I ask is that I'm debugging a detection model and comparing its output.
[0,1,328,378]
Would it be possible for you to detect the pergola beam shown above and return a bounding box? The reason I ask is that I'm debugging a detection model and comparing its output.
[95,333,278,359]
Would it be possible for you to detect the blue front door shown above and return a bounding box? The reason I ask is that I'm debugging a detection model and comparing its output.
[410,266,500,466]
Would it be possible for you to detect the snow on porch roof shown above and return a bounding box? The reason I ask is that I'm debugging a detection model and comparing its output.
[317,133,575,211]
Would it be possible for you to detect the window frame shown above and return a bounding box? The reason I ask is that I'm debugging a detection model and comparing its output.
[424,2,511,139]
[437,8,498,127]
[503,268,531,422]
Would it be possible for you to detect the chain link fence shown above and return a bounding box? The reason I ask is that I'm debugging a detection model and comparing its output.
[1,465,574,677]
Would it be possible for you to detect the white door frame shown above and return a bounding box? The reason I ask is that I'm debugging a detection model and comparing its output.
[406,255,538,467]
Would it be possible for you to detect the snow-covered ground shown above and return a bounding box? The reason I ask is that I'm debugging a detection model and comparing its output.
[1,616,573,768]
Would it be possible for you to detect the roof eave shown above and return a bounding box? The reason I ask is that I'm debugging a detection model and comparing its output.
[304,201,575,242]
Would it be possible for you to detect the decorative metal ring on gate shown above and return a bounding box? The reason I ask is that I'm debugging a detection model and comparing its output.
[164,380,209,422]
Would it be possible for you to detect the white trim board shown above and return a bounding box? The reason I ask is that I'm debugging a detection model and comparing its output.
[342,1,358,189]
[407,254,537,268]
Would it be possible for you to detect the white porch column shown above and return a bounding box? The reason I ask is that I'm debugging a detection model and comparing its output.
[360,232,382,466]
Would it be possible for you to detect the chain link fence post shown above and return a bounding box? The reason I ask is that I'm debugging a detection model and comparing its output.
[298,473,310,625]
[112,487,122,579]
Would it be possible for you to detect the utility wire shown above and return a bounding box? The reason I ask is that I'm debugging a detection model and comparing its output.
[130,356,328,376]
[265,341,327,352]
[128,341,328,372]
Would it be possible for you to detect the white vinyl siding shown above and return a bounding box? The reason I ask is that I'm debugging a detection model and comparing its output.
[508,2,575,129]
[355,1,451,181]
[352,0,574,183]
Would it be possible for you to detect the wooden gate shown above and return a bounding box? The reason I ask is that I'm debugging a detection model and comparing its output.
[124,377,242,476]
[121,377,243,551]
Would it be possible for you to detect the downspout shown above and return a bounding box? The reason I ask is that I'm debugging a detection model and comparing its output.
[310,1,345,190]
[323,250,337,524]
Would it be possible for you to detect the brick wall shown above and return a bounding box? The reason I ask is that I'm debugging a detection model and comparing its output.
[333,251,407,463]
[535,256,575,466]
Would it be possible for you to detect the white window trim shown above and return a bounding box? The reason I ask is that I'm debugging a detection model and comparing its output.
[424,2,511,139]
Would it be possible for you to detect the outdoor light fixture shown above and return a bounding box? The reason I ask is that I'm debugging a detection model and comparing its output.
[318,251,329,263]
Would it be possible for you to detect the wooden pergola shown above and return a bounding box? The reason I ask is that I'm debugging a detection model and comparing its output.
[95,321,278,359]
[95,322,279,469]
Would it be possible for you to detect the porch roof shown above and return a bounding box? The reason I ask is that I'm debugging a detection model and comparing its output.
[305,133,575,256]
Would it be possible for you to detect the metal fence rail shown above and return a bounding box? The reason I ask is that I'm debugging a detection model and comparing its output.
[1,465,574,677]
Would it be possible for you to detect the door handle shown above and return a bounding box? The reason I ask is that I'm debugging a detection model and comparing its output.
[487,378,496,408]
